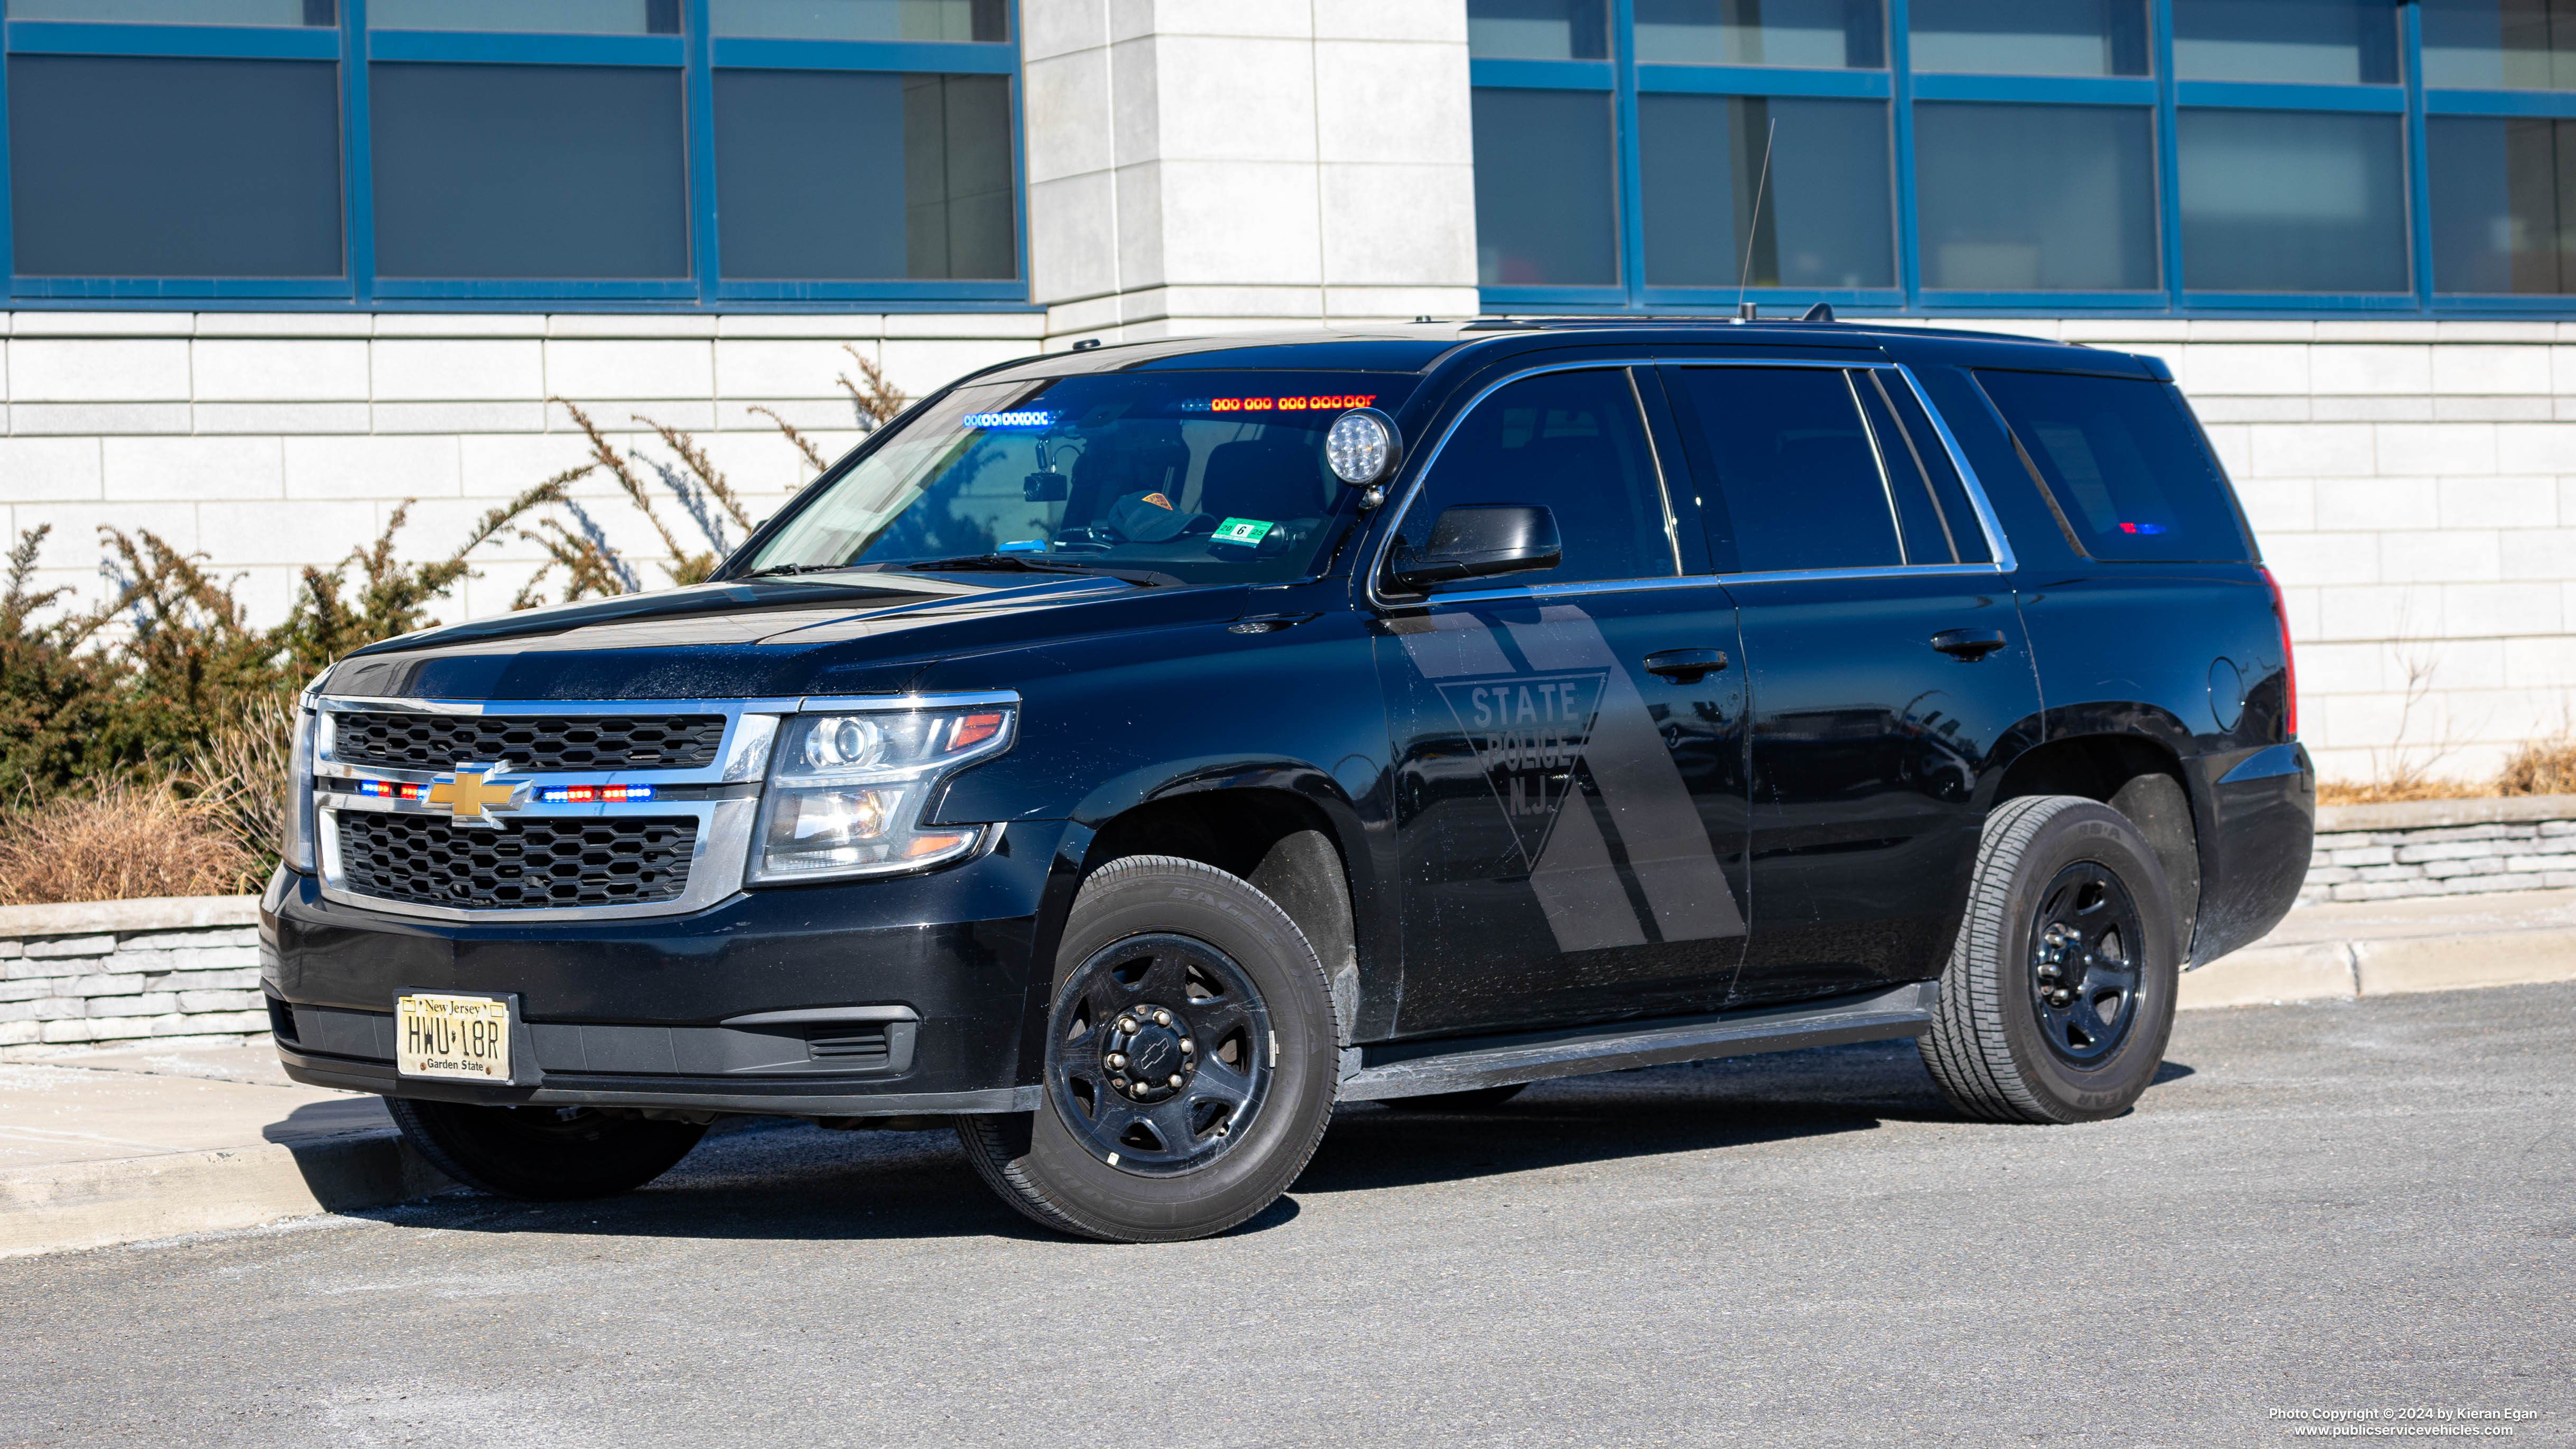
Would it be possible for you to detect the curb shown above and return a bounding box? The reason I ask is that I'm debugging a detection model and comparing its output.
[2180,927,2576,1009]
[0,1129,453,1260]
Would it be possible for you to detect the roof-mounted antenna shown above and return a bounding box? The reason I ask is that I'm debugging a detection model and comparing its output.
[1734,116,1778,323]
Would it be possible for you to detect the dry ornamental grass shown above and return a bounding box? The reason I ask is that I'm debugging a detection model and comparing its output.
[0,776,261,906]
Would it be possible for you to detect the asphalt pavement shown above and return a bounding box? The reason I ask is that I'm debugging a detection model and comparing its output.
[2,983,2571,1448]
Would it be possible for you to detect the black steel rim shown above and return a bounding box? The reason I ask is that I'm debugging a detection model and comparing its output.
[2027,862,2144,1065]
[1045,932,1273,1176]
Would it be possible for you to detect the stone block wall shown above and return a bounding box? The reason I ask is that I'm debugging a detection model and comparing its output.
[0,897,266,1057]
[2299,795,2576,904]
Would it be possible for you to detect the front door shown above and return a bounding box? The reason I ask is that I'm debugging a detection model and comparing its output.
[1660,361,2045,1007]
[1375,365,1752,1037]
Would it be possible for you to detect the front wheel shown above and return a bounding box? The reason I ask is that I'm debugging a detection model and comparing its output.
[1918,794,2180,1125]
[957,854,1340,1242]
[386,1099,706,1201]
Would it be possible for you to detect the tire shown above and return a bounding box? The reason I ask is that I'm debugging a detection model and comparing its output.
[387,1098,706,1201]
[1918,794,2180,1125]
[956,854,1341,1243]
[1380,1083,1527,1111]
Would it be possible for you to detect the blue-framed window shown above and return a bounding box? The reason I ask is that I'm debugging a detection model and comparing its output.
[1468,0,2576,316]
[0,0,1025,309]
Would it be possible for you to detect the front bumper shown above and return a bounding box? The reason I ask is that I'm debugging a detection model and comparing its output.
[263,819,1072,1116]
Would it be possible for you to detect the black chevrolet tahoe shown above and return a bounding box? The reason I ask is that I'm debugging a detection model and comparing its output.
[263,318,2313,1242]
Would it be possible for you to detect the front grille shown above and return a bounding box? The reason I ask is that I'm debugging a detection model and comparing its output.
[337,813,699,910]
[332,711,726,773]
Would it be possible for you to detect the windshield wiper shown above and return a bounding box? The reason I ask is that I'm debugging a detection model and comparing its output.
[739,562,863,579]
[899,554,1181,588]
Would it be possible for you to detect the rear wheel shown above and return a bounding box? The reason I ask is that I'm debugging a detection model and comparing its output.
[957,854,1340,1242]
[386,1099,706,1201]
[1918,794,2180,1125]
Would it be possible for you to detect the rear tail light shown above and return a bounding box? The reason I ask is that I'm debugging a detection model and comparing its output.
[2260,565,2297,739]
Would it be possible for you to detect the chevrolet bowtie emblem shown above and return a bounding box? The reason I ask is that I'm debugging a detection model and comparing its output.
[425,765,527,825]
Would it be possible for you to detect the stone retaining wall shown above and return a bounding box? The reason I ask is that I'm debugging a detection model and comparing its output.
[2300,795,2576,905]
[0,896,265,1058]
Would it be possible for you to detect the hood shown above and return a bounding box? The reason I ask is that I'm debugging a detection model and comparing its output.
[323,573,1256,701]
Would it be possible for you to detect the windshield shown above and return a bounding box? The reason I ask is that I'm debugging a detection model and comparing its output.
[737,370,1419,586]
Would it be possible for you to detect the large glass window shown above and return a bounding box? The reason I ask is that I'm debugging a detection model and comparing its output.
[369,1,678,32]
[716,70,1013,281]
[1632,0,1885,68]
[1472,88,1620,286]
[2172,0,2402,84]
[1467,0,1611,60]
[1638,95,1892,289]
[370,63,689,280]
[6,54,342,277]
[1,0,1021,305]
[2430,116,2576,293]
[2179,109,2409,292]
[2422,0,2576,90]
[712,0,1008,42]
[1908,0,2149,77]
[1915,104,2160,291]
[5,0,330,21]
[1404,369,1675,587]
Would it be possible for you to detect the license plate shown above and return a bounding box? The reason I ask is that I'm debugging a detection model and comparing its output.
[396,993,512,1081]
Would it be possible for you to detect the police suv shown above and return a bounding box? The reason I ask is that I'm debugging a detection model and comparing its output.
[264,318,2312,1242]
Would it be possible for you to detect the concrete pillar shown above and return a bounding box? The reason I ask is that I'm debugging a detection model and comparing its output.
[1018,0,1482,343]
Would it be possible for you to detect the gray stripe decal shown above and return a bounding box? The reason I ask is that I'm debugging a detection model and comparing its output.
[1526,788,1651,952]
[1511,605,1746,942]
[1395,611,1516,680]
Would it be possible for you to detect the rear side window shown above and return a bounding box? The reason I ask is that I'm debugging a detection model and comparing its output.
[1665,365,1978,573]
[1975,369,2250,563]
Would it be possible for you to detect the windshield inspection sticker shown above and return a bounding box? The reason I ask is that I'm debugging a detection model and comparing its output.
[1213,518,1275,545]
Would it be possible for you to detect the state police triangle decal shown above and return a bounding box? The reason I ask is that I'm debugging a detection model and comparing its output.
[1433,670,1611,867]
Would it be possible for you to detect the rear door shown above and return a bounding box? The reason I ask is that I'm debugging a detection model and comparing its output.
[1660,361,2043,1007]
[1374,364,1753,1036]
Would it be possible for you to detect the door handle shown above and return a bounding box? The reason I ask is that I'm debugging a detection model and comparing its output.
[1643,648,1729,683]
[1930,628,2009,661]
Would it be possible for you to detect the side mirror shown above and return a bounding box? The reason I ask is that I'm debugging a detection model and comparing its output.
[1388,505,1562,590]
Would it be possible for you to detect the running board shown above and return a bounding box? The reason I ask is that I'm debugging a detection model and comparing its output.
[1337,980,1938,1102]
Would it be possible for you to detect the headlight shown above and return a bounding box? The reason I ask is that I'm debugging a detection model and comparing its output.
[748,702,1015,883]
[284,705,321,874]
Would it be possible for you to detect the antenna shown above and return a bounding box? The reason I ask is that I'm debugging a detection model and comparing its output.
[1735,117,1778,321]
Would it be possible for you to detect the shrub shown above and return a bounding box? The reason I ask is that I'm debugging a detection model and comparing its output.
[0,775,261,905]
[2497,738,2576,797]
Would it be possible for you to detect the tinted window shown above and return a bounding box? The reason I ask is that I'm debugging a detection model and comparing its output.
[2172,0,2401,83]
[1915,102,2160,291]
[1405,369,1674,587]
[1471,88,1619,285]
[371,63,688,280]
[1910,0,2149,76]
[1851,374,1960,563]
[2178,109,2409,293]
[1633,0,1885,68]
[1468,0,1611,58]
[2429,115,2576,294]
[716,70,1014,281]
[1871,371,1993,562]
[1638,94,1894,290]
[1976,369,2251,562]
[1666,367,1902,574]
[2422,0,2576,89]
[6,54,342,279]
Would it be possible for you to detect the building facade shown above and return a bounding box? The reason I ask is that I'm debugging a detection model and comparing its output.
[1,0,2572,784]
